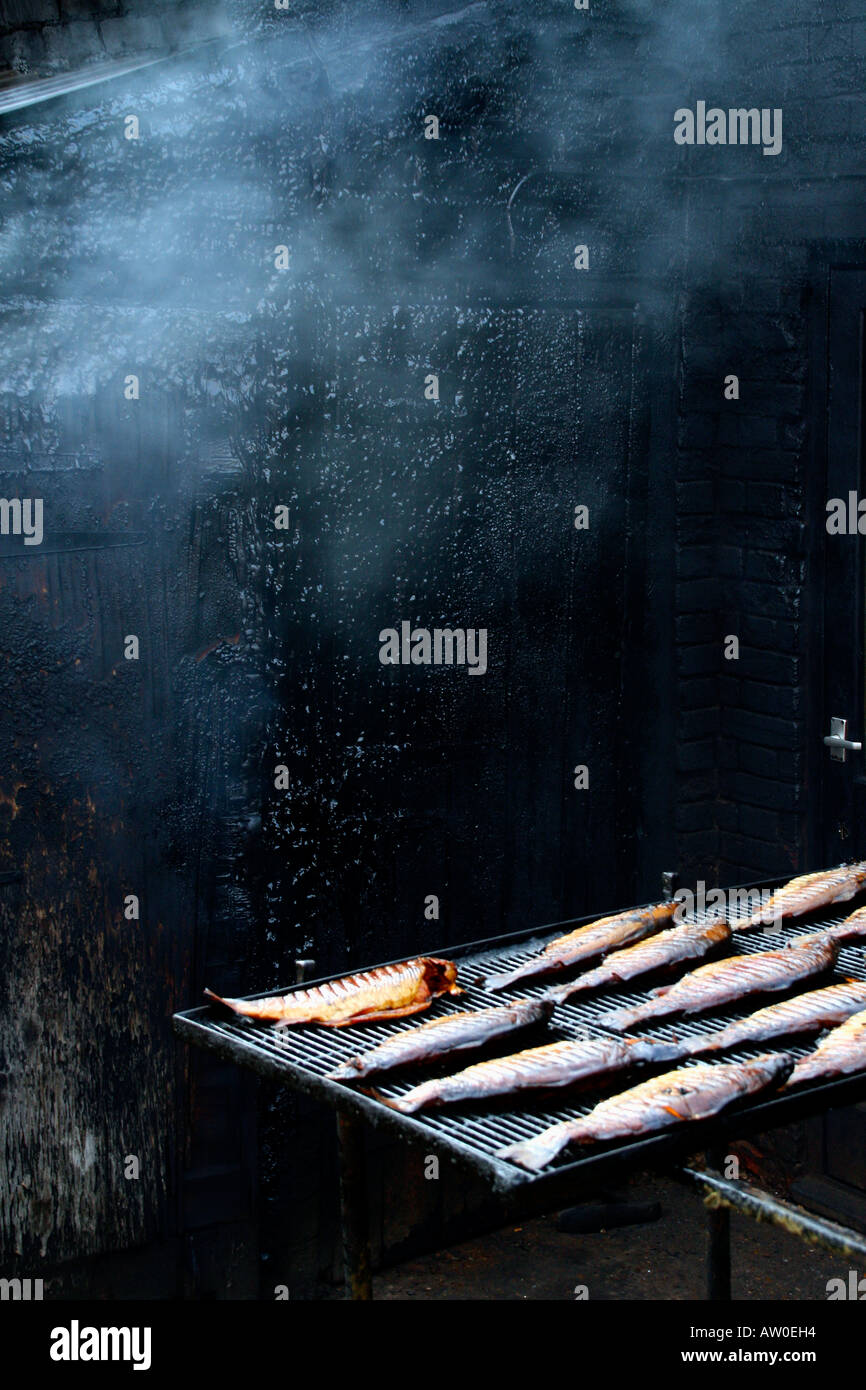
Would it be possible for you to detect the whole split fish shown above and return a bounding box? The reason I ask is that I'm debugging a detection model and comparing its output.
[328,998,554,1081]
[382,1035,683,1114]
[204,957,462,1029]
[498,1053,794,1172]
[482,901,679,991]
[736,862,866,932]
[785,1010,866,1089]
[602,935,839,1032]
[547,919,731,1007]
[677,980,866,1056]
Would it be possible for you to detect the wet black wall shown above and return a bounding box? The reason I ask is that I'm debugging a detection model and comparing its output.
[0,0,863,1296]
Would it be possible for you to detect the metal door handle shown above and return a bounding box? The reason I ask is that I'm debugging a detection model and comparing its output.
[824,716,863,761]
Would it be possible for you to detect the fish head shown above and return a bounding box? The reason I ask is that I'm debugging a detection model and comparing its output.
[707,919,733,945]
[631,1037,689,1065]
[656,900,681,923]
[787,931,839,958]
[423,957,463,995]
[751,1051,797,1088]
[517,998,557,1025]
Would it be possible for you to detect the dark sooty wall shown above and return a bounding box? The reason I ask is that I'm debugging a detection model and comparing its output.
[0,0,863,1295]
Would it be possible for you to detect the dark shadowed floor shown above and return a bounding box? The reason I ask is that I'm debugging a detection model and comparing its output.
[372,1172,855,1301]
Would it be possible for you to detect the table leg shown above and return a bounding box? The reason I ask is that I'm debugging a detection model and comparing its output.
[707,1204,732,1300]
[706,1148,731,1301]
[336,1111,373,1301]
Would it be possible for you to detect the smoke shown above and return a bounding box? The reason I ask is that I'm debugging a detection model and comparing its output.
[0,0,830,950]
[0,0,806,418]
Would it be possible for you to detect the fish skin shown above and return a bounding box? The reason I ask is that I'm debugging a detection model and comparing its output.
[785,1010,866,1089]
[498,1053,794,1172]
[204,957,461,1028]
[602,937,838,1032]
[547,918,731,1006]
[384,1035,683,1114]
[327,998,554,1081]
[736,862,866,932]
[677,980,866,1056]
[835,904,866,940]
[482,901,679,991]
[788,907,866,950]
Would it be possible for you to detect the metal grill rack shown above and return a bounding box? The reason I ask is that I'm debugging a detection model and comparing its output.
[173,885,866,1297]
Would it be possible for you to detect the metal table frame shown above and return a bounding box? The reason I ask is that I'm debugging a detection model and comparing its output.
[680,1152,866,1301]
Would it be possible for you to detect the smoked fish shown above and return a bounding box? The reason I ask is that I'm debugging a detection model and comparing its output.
[785,1010,866,1088]
[547,918,731,1006]
[793,905,866,949]
[383,1035,682,1114]
[677,980,866,1056]
[482,901,679,991]
[498,1053,794,1172]
[736,862,866,932]
[602,935,838,1032]
[204,957,462,1028]
[328,998,554,1081]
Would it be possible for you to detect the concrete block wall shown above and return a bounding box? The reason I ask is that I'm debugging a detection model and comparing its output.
[672,2,866,888]
[676,272,813,886]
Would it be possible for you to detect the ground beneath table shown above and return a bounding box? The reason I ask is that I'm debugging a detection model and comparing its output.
[370,1172,854,1301]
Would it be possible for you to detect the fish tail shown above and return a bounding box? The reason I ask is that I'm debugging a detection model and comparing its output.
[328,1062,363,1081]
[499,1121,581,1171]
[204,987,247,1014]
[735,911,772,932]
[482,961,543,990]
[544,986,570,1006]
[373,1080,442,1113]
[603,1005,640,1031]
[374,1091,419,1114]
[684,1034,723,1056]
